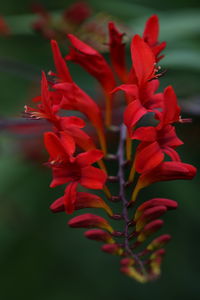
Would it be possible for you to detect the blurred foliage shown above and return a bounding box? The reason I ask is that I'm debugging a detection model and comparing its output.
[0,0,200,299]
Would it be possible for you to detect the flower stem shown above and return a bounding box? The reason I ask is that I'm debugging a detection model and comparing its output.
[117,124,147,277]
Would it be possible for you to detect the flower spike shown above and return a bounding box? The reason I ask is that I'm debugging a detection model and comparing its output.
[23,14,196,283]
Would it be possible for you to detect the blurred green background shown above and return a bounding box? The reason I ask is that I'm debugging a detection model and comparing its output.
[0,0,200,299]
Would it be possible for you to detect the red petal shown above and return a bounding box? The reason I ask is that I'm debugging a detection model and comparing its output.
[63,182,78,214]
[108,22,128,82]
[135,141,164,173]
[124,100,147,135]
[53,82,103,131]
[51,40,72,82]
[131,34,155,86]
[158,86,180,128]
[80,166,107,189]
[132,126,157,142]
[112,84,139,104]
[143,15,159,47]
[75,149,104,167]
[44,132,69,161]
[67,34,116,92]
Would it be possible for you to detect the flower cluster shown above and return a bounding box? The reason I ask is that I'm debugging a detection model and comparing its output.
[25,15,196,282]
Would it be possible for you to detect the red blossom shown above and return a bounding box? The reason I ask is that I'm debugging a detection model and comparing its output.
[44,131,106,213]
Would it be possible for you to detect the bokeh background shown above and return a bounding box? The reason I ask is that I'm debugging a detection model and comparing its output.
[0,0,200,299]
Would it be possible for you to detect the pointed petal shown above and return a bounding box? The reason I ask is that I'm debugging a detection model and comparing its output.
[135,141,164,173]
[132,126,157,142]
[75,149,104,167]
[158,86,180,128]
[67,34,116,92]
[80,166,107,189]
[63,182,78,214]
[143,15,159,46]
[108,22,128,82]
[44,132,68,161]
[124,100,147,135]
[131,34,155,86]
[51,40,72,82]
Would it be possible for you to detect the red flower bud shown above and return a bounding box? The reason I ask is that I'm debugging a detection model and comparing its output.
[136,206,167,232]
[134,198,178,221]
[68,213,114,233]
[101,243,123,255]
[84,229,115,243]
[137,220,164,242]
[147,234,171,251]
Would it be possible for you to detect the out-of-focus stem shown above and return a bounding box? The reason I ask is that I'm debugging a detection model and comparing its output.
[97,159,107,173]
[129,160,136,183]
[105,93,112,128]
[126,133,132,161]
[130,181,140,203]
[97,127,107,155]
[103,185,112,199]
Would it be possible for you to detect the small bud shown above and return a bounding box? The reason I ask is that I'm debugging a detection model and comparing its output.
[134,198,178,221]
[137,219,164,242]
[101,243,123,255]
[147,234,171,251]
[84,229,115,243]
[68,213,114,233]
[136,206,167,232]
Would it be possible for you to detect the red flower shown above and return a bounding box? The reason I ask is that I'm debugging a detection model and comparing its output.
[44,131,106,213]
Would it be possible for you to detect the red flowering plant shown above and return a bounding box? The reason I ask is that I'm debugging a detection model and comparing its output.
[24,15,196,282]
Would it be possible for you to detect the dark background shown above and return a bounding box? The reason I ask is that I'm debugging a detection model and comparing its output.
[0,0,200,299]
